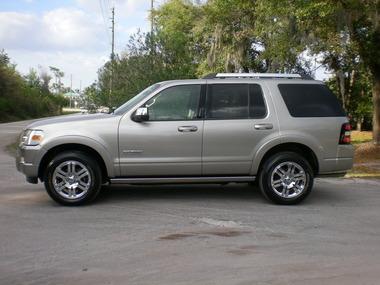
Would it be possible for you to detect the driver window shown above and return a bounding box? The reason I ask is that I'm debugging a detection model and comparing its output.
[145,85,201,121]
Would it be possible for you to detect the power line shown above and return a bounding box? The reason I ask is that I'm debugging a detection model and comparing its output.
[103,0,111,15]
[98,0,111,45]
[151,0,154,33]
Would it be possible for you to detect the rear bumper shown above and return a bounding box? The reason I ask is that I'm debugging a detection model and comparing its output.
[318,145,354,176]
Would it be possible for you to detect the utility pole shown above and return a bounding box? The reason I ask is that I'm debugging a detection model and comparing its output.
[109,6,115,109]
[111,7,115,61]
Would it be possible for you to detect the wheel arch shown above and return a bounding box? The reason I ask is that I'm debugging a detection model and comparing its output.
[253,142,319,176]
[38,143,109,183]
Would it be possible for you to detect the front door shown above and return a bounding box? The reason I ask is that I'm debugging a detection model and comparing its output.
[118,84,203,177]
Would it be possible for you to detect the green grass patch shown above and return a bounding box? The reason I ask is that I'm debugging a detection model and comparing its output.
[351,131,373,144]
[5,141,18,157]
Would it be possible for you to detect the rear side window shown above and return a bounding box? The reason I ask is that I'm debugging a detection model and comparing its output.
[206,84,266,119]
[249,84,266,118]
[206,84,248,119]
[278,84,346,117]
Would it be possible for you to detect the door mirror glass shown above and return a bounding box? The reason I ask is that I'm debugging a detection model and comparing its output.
[132,107,149,122]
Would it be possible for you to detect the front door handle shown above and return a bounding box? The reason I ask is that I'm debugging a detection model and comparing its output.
[178,126,198,132]
[254,123,273,130]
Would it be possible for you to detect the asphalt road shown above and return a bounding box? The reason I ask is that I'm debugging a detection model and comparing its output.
[1,119,380,285]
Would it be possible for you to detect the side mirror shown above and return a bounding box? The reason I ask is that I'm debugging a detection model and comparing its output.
[132,107,149,122]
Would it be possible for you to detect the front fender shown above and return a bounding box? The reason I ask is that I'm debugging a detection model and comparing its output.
[41,135,117,177]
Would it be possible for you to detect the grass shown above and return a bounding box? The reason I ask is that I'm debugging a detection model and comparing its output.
[351,131,373,144]
[5,141,18,157]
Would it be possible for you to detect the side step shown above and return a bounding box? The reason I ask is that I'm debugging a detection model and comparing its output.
[110,176,256,185]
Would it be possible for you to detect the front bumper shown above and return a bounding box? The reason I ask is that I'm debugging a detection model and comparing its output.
[16,144,46,182]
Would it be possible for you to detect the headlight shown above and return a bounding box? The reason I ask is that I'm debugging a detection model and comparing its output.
[21,130,44,146]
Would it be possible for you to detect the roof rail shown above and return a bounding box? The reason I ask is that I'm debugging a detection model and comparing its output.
[216,73,302,79]
[202,73,308,79]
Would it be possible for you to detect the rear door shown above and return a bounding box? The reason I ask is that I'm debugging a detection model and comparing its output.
[202,82,278,175]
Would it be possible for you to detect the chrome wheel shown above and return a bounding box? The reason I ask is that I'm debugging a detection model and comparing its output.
[270,161,307,199]
[52,160,91,200]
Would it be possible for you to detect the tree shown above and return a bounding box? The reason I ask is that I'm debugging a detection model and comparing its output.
[263,0,380,143]
[49,66,65,94]
[25,68,41,88]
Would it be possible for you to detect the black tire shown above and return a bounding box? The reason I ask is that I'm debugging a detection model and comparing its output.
[44,151,102,206]
[258,152,314,205]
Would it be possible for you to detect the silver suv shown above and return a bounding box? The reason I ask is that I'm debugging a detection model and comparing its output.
[16,73,354,205]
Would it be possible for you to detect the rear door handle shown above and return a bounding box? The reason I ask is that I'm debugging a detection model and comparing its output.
[254,123,273,130]
[178,126,198,132]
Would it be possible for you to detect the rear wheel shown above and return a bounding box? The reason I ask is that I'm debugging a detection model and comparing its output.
[44,151,102,206]
[258,152,313,205]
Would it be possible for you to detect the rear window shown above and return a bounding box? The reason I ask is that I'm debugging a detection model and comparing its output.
[278,84,346,117]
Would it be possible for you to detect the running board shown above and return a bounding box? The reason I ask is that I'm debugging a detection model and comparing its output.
[110,176,256,185]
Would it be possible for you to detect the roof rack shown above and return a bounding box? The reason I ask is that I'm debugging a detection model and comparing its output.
[202,73,310,79]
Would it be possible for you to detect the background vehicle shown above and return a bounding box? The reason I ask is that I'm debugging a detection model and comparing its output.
[16,73,354,205]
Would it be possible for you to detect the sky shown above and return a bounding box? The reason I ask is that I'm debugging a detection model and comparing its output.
[0,0,162,90]
[0,0,329,91]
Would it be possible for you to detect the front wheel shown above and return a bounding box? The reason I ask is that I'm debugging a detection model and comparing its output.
[258,152,314,205]
[44,151,102,206]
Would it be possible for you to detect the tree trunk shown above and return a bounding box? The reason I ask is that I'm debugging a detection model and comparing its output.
[357,117,362,132]
[373,72,380,145]
[336,71,346,110]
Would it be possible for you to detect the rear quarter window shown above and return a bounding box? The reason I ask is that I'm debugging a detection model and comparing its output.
[278,84,346,117]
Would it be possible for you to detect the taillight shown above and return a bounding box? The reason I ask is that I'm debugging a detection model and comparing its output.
[339,123,351,144]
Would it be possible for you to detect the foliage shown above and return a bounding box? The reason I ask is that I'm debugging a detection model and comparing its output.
[259,0,379,139]
[91,26,200,108]
[90,0,378,141]
[0,50,67,123]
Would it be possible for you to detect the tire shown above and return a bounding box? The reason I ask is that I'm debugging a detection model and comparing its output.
[43,151,102,206]
[258,152,314,205]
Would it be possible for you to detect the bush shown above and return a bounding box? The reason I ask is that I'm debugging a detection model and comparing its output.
[0,51,66,123]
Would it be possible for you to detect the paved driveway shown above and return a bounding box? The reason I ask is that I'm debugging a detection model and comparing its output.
[1,119,380,285]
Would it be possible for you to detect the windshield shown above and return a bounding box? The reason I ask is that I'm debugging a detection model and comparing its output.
[113,83,162,115]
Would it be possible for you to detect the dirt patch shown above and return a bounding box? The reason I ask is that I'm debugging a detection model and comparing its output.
[240,245,257,250]
[227,245,257,256]
[226,249,252,256]
[266,232,288,239]
[0,192,48,206]
[348,141,380,177]
[203,229,249,237]
[159,229,250,241]
[159,233,196,240]
[354,142,380,163]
